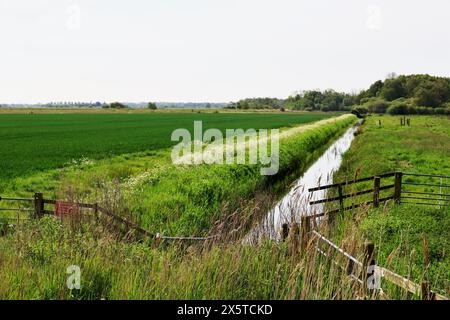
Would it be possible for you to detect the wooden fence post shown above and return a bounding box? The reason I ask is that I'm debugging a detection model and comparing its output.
[34,192,44,218]
[153,233,162,249]
[362,242,376,296]
[93,203,99,223]
[300,216,311,253]
[393,172,403,204]
[281,223,289,241]
[373,177,380,208]
[421,281,435,300]
[288,223,300,256]
[338,185,344,212]
[347,259,354,276]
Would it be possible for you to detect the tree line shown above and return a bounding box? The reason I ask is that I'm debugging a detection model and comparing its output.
[228,74,450,115]
[227,92,355,112]
[353,74,450,115]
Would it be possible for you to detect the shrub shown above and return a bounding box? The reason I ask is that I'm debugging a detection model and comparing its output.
[414,107,435,115]
[104,102,128,109]
[387,102,410,115]
[364,99,390,114]
[351,106,369,118]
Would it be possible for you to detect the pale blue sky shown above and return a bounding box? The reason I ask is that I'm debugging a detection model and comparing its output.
[1,0,449,103]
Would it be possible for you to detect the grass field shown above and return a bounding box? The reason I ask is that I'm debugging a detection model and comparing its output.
[332,115,450,295]
[0,112,333,184]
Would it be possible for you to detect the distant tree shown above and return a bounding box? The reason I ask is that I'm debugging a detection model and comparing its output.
[147,102,157,110]
[358,74,450,111]
[364,98,390,114]
[366,80,384,99]
[107,102,128,109]
[233,97,284,110]
[285,90,354,111]
[386,72,398,80]
[380,78,406,101]
[414,80,449,107]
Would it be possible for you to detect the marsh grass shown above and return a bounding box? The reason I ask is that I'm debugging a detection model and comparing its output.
[1,179,443,299]
[0,196,371,300]
[2,192,434,300]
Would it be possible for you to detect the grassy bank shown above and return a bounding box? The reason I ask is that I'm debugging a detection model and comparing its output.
[331,115,450,295]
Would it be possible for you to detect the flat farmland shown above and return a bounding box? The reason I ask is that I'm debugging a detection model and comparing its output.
[0,112,333,182]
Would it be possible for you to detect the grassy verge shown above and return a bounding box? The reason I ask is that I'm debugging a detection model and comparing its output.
[331,115,450,296]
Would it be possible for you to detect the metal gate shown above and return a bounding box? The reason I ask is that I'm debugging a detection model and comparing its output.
[400,172,450,208]
[0,194,36,223]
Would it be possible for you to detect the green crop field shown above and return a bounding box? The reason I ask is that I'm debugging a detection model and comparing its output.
[0,112,332,183]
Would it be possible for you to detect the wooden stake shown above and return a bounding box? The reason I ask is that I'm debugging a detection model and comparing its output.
[362,242,375,296]
[34,192,44,218]
[393,172,403,204]
[288,223,300,256]
[300,216,311,253]
[281,223,289,241]
[338,185,344,212]
[421,281,435,300]
[373,177,380,208]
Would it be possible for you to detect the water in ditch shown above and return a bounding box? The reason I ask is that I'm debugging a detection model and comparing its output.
[248,121,362,242]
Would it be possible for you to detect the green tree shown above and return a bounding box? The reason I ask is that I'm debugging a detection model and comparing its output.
[147,102,157,110]
[414,80,449,107]
[107,102,128,109]
[380,78,406,101]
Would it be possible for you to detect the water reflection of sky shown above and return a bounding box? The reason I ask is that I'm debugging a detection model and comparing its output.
[253,123,360,241]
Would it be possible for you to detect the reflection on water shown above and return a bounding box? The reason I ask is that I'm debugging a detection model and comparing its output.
[249,122,361,241]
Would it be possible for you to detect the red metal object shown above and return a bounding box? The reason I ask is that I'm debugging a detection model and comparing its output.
[55,201,78,217]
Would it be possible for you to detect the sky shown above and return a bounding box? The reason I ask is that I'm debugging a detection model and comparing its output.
[1,0,449,103]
